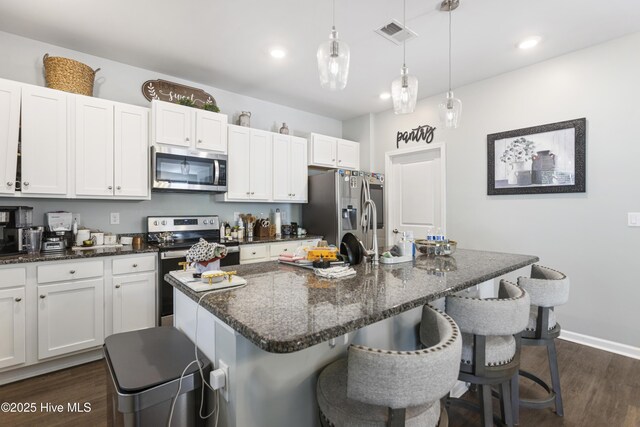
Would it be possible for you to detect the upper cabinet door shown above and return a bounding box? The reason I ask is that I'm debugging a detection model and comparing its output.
[153,100,191,147]
[226,125,251,200]
[21,85,68,196]
[272,134,291,201]
[195,110,227,153]
[0,80,20,195]
[290,136,308,202]
[249,129,272,200]
[337,139,360,170]
[75,96,114,197]
[310,134,336,167]
[114,104,149,198]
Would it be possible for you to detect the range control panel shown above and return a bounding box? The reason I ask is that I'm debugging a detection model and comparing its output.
[147,216,220,233]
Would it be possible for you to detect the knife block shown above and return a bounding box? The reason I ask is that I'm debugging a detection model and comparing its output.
[254,223,276,237]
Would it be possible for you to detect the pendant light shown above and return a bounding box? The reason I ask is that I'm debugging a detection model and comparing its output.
[391,0,418,114]
[317,0,350,90]
[438,0,462,128]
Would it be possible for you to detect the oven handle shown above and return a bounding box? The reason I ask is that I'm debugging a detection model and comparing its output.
[225,246,239,254]
[160,250,188,260]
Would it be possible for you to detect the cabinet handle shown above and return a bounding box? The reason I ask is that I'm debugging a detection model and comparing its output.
[252,252,256,255]
[6,182,13,187]
[186,137,190,142]
[15,297,22,302]
[116,186,121,190]
[251,192,254,195]
[70,270,76,274]
[246,192,250,195]
[133,264,138,268]
[331,159,335,162]
[292,193,296,196]
[115,285,121,289]
[23,182,29,187]
[108,186,113,190]
[338,160,342,163]
[283,249,287,252]
[40,295,46,299]
[198,139,202,144]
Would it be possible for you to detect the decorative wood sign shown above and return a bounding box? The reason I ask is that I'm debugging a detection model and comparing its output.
[141,79,217,107]
[396,124,436,148]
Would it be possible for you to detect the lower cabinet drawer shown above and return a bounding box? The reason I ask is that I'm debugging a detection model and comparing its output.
[37,260,104,284]
[269,242,301,259]
[240,244,269,264]
[0,267,26,289]
[112,255,156,275]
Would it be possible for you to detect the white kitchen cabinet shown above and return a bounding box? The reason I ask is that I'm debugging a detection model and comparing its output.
[308,133,360,170]
[0,79,20,195]
[225,125,272,201]
[273,135,308,202]
[309,133,337,167]
[21,85,68,196]
[337,138,360,170]
[112,272,155,334]
[0,287,26,369]
[37,278,104,360]
[152,100,227,153]
[114,104,150,198]
[74,96,114,197]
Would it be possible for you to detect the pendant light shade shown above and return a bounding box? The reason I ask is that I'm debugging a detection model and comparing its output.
[317,0,350,90]
[317,29,350,90]
[438,91,462,128]
[391,0,418,114]
[438,0,462,128]
[392,66,418,114]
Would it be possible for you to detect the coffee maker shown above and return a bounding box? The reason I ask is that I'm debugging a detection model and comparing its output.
[0,206,34,256]
[43,212,74,252]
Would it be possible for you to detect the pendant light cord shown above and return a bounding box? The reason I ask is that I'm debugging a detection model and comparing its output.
[332,0,336,30]
[403,0,406,67]
[448,2,452,92]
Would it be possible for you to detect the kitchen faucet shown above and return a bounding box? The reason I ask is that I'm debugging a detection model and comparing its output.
[361,178,379,265]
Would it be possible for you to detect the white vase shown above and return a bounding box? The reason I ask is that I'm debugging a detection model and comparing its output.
[508,161,528,185]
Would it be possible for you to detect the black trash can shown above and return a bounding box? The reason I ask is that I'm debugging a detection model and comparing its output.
[104,327,211,427]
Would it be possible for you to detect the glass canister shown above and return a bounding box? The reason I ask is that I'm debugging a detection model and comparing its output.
[239,111,251,127]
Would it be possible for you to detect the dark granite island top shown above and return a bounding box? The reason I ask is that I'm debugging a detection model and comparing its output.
[166,248,538,354]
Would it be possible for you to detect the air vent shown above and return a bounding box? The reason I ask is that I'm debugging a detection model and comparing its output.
[375,19,417,45]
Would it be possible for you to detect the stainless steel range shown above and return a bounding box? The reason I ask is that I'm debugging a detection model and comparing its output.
[147,215,240,326]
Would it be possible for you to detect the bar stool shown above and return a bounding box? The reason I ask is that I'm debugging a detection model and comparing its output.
[445,280,530,427]
[316,305,461,426]
[513,264,570,422]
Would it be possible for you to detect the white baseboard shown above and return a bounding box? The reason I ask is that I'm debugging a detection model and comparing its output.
[560,330,640,360]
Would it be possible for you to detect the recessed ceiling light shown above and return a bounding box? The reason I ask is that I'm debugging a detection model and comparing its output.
[518,37,541,50]
[379,92,391,100]
[270,48,286,59]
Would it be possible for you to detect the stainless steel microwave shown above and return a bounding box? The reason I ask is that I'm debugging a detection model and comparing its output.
[151,146,228,192]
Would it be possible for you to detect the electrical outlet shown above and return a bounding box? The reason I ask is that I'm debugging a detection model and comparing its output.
[629,212,640,227]
[218,360,230,402]
[110,212,120,225]
[72,214,81,227]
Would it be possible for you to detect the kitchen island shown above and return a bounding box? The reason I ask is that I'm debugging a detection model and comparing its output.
[168,249,538,427]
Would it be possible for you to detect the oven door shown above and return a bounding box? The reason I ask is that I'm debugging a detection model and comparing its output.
[152,146,227,192]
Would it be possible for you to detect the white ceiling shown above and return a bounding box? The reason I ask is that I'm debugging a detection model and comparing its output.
[1,0,640,120]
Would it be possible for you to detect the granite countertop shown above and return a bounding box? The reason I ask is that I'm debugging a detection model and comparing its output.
[236,235,322,245]
[0,243,158,265]
[167,248,538,354]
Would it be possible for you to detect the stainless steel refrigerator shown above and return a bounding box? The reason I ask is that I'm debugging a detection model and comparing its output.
[302,170,385,248]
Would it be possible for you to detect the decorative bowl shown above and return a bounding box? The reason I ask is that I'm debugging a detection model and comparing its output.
[414,239,457,256]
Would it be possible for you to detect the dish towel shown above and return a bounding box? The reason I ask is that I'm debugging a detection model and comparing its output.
[314,266,357,279]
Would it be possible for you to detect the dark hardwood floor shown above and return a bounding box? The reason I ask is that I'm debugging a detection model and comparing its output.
[0,339,638,426]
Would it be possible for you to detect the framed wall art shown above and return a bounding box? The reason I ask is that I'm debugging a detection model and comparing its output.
[487,118,586,195]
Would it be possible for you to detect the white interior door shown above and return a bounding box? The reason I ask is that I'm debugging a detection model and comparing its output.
[385,144,446,245]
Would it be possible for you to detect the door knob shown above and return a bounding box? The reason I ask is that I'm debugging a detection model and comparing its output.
[6,182,13,187]
[40,295,46,299]
[15,297,21,302]
[115,285,121,289]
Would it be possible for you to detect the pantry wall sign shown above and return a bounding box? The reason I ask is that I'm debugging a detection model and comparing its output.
[142,79,217,107]
[396,124,436,149]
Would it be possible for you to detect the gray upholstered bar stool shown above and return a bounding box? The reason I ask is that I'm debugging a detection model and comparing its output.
[316,306,462,426]
[444,280,530,427]
[513,264,570,423]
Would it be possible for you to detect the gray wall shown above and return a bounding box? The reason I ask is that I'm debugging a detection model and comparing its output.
[0,31,342,232]
[354,32,640,348]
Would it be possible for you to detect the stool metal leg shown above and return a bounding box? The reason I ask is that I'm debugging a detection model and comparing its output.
[479,384,493,427]
[511,372,520,425]
[547,339,564,416]
[500,381,514,427]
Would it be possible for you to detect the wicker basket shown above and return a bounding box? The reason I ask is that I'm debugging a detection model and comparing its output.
[43,54,100,96]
